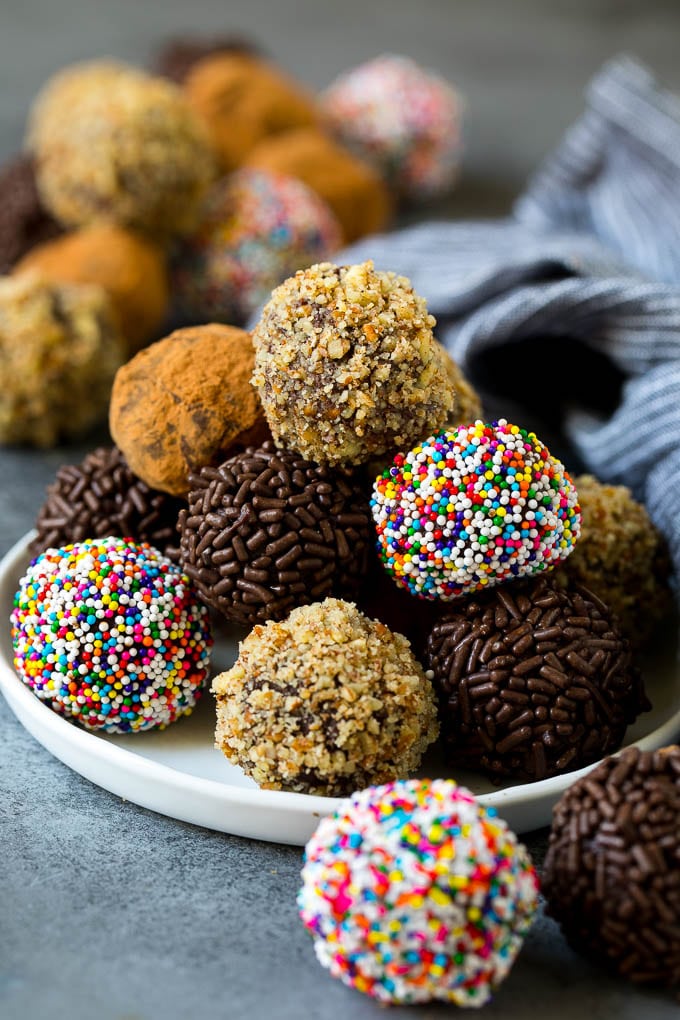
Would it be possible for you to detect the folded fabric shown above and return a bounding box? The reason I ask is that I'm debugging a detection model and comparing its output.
[336,53,680,589]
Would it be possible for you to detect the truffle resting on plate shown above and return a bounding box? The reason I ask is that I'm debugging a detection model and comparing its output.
[11,537,213,733]
[298,777,539,1005]
[30,445,185,562]
[0,270,124,447]
[542,745,680,988]
[179,441,372,626]
[424,574,650,781]
[212,597,439,794]
[250,259,457,467]
[109,323,270,496]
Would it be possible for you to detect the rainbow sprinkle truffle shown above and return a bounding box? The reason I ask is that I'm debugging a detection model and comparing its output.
[371,419,581,600]
[11,537,213,733]
[298,778,539,1006]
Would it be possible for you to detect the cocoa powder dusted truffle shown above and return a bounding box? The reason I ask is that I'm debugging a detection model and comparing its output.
[552,473,675,649]
[179,442,372,626]
[251,260,457,467]
[30,446,185,562]
[212,597,439,794]
[424,575,650,782]
[0,270,124,447]
[542,745,680,988]
[27,59,216,238]
[109,323,270,496]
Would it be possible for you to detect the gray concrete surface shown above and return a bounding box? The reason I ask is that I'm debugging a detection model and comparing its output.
[1,3,680,1018]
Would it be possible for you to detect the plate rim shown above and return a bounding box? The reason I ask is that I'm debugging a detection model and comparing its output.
[2,529,680,843]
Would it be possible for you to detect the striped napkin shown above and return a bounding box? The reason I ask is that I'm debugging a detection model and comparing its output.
[337,54,680,588]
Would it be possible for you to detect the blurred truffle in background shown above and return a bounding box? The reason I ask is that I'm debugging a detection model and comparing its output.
[150,32,265,83]
[0,154,62,274]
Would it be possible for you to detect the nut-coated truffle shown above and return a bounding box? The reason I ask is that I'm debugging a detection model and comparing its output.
[16,224,169,354]
[30,445,185,562]
[0,270,124,447]
[245,127,392,244]
[109,323,270,496]
[251,260,457,467]
[424,575,650,781]
[27,59,216,237]
[212,597,440,794]
[183,52,320,172]
[179,441,372,626]
[552,473,675,649]
[542,745,680,988]
[0,153,61,274]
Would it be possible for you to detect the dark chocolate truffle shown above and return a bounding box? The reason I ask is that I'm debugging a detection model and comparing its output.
[542,745,680,988]
[0,153,61,273]
[424,575,650,782]
[179,442,372,626]
[30,446,185,562]
[151,34,264,83]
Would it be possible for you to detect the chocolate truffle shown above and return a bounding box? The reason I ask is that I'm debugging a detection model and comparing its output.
[552,473,675,649]
[109,323,270,496]
[371,420,581,601]
[542,745,680,988]
[30,446,185,562]
[171,168,341,327]
[151,33,264,83]
[298,778,540,1005]
[245,127,392,244]
[27,59,216,237]
[321,54,463,203]
[0,270,124,447]
[424,575,651,781]
[212,597,439,794]
[251,260,457,467]
[183,52,320,172]
[0,153,61,274]
[11,537,213,733]
[179,441,372,626]
[16,224,169,354]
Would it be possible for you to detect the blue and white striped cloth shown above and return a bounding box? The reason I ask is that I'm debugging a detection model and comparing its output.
[337,54,680,587]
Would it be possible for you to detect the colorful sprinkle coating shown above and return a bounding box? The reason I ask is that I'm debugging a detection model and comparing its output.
[171,167,342,326]
[371,419,581,600]
[11,537,213,733]
[298,778,539,1006]
[321,53,463,201]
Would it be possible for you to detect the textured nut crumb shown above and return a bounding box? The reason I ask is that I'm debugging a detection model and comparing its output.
[212,596,439,794]
[251,260,457,466]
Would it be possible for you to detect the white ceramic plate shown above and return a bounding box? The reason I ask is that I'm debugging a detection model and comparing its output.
[2,531,680,846]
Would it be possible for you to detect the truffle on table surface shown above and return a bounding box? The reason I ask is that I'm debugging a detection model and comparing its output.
[424,574,650,782]
[542,744,680,988]
[27,59,216,238]
[0,153,62,274]
[16,224,169,355]
[11,537,213,733]
[298,777,540,1005]
[183,52,320,173]
[30,445,185,562]
[244,127,392,244]
[321,53,463,204]
[0,270,124,447]
[109,322,270,496]
[170,168,341,327]
[251,260,457,467]
[179,441,372,626]
[211,597,439,794]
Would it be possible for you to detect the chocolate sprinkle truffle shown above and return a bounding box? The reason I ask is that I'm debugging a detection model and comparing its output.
[179,442,372,626]
[542,745,680,988]
[424,575,650,781]
[0,153,61,274]
[212,597,439,794]
[30,446,185,562]
[251,260,457,467]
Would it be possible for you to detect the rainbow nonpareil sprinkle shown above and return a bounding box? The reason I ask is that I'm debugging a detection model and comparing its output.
[11,537,213,733]
[371,419,581,600]
[298,778,539,1006]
